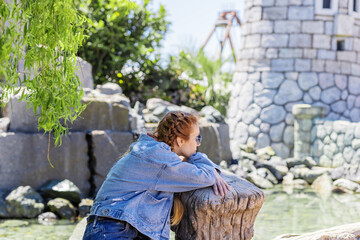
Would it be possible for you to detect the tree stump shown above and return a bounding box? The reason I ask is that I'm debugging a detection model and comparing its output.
[172,171,265,240]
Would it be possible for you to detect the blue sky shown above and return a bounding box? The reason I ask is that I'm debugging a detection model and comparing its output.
[149,0,244,63]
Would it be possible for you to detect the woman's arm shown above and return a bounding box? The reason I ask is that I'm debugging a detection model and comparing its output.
[154,152,229,195]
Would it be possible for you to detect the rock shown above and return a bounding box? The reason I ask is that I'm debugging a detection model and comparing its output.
[0,117,10,132]
[47,198,76,220]
[6,186,44,218]
[198,123,232,165]
[173,171,265,240]
[333,179,360,193]
[293,179,309,188]
[246,172,274,189]
[269,122,285,142]
[273,222,360,240]
[0,219,30,228]
[38,212,58,225]
[304,168,330,184]
[260,105,286,124]
[75,57,94,89]
[256,168,278,184]
[0,132,90,195]
[274,80,303,104]
[311,173,333,198]
[303,156,317,168]
[38,179,81,205]
[282,173,294,185]
[330,166,345,180]
[285,158,304,168]
[200,106,224,123]
[90,130,134,193]
[256,146,276,158]
[78,198,93,218]
[95,83,122,95]
[0,190,9,218]
[238,159,257,173]
[255,163,284,181]
[241,151,259,161]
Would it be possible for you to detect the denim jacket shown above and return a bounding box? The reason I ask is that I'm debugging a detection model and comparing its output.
[90,134,220,240]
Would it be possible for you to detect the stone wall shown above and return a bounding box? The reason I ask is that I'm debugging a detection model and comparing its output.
[228,0,360,159]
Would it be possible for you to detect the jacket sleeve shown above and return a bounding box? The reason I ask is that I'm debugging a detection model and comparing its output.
[154,152,219,192]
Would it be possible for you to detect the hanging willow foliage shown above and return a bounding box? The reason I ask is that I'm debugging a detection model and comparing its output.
[0,1,87,158]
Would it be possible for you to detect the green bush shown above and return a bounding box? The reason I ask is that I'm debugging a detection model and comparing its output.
[76,0,169,96]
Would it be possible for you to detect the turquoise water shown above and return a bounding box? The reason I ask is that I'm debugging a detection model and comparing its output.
[1,187,360,239]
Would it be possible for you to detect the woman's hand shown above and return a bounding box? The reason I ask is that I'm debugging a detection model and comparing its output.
[212,170,230,196]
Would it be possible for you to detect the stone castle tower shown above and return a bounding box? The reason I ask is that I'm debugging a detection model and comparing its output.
[228,0,360,158]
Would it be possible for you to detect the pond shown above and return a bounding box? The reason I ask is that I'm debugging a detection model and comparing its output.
[1,187,360,239]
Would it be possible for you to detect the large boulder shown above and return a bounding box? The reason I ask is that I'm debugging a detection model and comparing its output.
[0,132,90,195]
[6,186,44,218]
[47,198,76,220]
[38,179,81,205]
[75,57,94,89]
[173,171,265,240]
[333,178,360,193]
[90,130,134,194]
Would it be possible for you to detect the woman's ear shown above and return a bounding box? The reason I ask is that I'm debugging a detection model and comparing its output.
[176,137,184,148]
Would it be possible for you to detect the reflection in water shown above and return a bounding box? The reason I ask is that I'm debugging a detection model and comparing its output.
[253,186,360,240]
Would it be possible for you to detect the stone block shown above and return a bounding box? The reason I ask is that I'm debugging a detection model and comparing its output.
[289,0,302,5]
[325,60,341,74]
[312,60,325,72]
[274,20,301,33]
[248,7,263,22]
[319,73,335,89]
[351,64,360,76]
[263,7,288,20]
[245,34,261,48]
[348,76,360,95]
[318,50,336,60]
[253,48,266,59]
[331,101,347,113]
[341,62,351,74]
[270,122,285,142]
[261,34,289,47]
[309,86,321,101]
[266,48,278,58]
[91,131,134,193]
[260,105,286,124]
[271,142,290,158]
[261,72,284,88]
[288,6,314,20]
[271,59,294,71]
[285,72,299,80]
[0,132,90,196]
[275,0,288,6]
[320,87,341,104]
[350,109,360,122]
[298,72,318,91]
[75,57,94,90]
[289,34,311,47]
[234,122,249,144]
[274,80,303,104]
[302,21,324,34]
[279,48,303,58]
[251,21,274,33]
[254,89,277,107]
[295,59,311,71]
[325,21,333,35]
[304,49,317,59]
[250,59,271,71]
[259,0,276,6]
[313,35,331,49]
[334,14,354,36]
[257,133,271,148]
[242,104,261,124]
[337,51,357,62]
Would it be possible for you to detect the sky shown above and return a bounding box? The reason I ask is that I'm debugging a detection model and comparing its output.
[149,0,244,63]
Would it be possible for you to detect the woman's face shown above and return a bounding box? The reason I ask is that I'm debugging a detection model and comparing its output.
[174,124,201,160]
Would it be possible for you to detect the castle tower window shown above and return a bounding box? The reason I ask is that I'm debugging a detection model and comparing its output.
[323,0,331,8]
[337,40,345,51]
[354,0,359,12]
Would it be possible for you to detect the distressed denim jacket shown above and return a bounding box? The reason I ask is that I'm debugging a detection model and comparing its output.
[90,134,220,240]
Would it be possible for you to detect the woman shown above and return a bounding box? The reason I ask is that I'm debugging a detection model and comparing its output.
[83,111,230,240]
